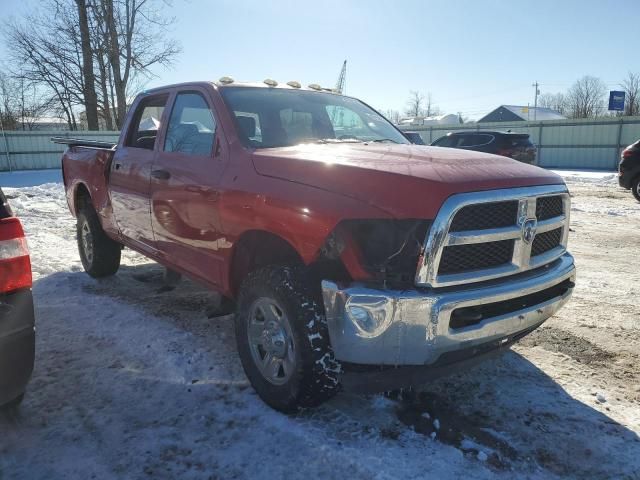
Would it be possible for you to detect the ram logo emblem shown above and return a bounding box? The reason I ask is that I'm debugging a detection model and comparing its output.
[522,218,538,244]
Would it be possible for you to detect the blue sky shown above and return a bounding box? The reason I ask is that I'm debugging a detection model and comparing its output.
[1,0,638,119]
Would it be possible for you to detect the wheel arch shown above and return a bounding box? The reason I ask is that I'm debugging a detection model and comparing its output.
[72,182,92,216]
[227,229,305,297]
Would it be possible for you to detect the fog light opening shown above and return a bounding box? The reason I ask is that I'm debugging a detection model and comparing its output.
[345,297,392,337]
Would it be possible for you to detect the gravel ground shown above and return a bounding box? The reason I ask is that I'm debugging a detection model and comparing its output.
[0,170,638,479]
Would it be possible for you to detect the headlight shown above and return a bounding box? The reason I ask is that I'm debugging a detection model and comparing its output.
[326,219,431,287]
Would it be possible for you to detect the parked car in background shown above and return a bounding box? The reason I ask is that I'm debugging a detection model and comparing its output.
[431,131,537,164]
[54,80,575,412]
[618,139,640,201]
[0,187,35,410]
[402,131,426,145]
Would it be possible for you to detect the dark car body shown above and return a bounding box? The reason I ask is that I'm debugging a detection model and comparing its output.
[618,139,640,199]
[0,187,35,408]
[431,131,537,164]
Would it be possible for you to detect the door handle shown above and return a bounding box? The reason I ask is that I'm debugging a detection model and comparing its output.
[151,169,171,180]
[114,162,122,170]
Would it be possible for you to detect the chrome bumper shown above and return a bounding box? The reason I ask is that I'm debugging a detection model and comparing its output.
[321,253,575,366]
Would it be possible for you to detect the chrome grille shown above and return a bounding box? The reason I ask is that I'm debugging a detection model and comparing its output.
[536,196,563,220]
[532,227,562,256]
[439,240,515,274]
[449,201,519,232]
[415,185,571,288]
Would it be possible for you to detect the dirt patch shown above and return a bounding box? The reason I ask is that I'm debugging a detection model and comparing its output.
[519,326,616,366]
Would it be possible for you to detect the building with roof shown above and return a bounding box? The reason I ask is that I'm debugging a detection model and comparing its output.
[398,113,461,126]
[478,105,566,123]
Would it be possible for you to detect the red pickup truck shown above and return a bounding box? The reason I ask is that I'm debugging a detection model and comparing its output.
[55,80,575,412]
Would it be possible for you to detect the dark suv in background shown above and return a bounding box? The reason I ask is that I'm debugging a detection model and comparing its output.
[431,131,537,164]
[0,187,35,410]
[619,139,640,201]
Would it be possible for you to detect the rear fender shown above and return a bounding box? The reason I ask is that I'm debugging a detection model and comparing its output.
[62,148,118,236]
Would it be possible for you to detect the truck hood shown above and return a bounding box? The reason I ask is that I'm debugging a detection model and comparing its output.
[251,143,564,218]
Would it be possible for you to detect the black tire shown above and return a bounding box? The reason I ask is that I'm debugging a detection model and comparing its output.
[1,393,24,411]
[632,176,640,202]
[77,204,121,278]
[234,266,341,412]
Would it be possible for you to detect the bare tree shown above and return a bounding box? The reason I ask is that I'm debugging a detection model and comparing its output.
[405,91,425,117]
[3,0,180,130]
[384,109,401,124]
[0,73,18,130]
[423,93,441,117]
[565,76,607,118]
[621,71,640,116]
[5,3,90,129]
[75,0,100,130]
[537,92,567,115]
[0,72,54,130]
[94,0,180,128]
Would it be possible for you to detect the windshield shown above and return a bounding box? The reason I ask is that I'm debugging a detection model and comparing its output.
[220,87,409,148]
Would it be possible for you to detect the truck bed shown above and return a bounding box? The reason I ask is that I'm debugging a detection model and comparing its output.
[51,137,117,150]
[57,138,117,222]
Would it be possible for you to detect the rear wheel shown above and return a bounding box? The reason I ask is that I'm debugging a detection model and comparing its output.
[77,204,121,278]
[632,176,640,202]
[234,266,341,412]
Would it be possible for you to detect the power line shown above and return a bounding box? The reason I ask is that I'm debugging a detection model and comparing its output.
[532,81,540,120]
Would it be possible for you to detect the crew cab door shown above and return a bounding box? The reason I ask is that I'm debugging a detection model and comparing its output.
[149,89,229,287]
[109,93,169,252]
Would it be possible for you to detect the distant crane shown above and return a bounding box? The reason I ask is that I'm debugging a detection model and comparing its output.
[332,60,347,126]
[335,60,347,94]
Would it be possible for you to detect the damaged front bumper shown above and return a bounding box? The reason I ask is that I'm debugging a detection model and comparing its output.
[321,253,575,369]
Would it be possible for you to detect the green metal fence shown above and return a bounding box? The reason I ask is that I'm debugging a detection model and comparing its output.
[3,117,640,171]
[0,130,120,171]
[399,116,640,170]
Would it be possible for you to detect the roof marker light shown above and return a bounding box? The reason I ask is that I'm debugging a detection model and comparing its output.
[264,78,278,87]
[308,84,322,91]
[286,81,301,88]
[219,76,234,84]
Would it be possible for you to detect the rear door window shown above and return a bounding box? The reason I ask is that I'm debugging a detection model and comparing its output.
[164,92,216,156]
[126,94,169,150]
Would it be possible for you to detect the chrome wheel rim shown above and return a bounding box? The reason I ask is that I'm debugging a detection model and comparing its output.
[636,181,640,198]
[81,221,94,264]
[247,298,296,385]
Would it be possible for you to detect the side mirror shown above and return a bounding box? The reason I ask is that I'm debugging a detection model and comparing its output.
[403,131,425,145]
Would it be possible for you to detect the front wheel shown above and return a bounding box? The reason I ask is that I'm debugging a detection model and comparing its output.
[234,266,341,412]
[77,205,121,278]
[632,176,640,202]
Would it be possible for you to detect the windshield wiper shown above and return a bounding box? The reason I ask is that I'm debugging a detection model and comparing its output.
[314,138,363,144]
[369,138,399,144]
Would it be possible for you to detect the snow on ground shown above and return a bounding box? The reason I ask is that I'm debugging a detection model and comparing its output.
[0,170,639,479]
[552,169,618,187]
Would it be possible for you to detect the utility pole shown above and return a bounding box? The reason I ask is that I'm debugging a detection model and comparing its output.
[532,81,540,121]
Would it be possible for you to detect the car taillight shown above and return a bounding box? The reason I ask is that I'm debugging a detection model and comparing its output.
[622,149,634,159]
[0,217,32,293]
[496,148,513,157]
